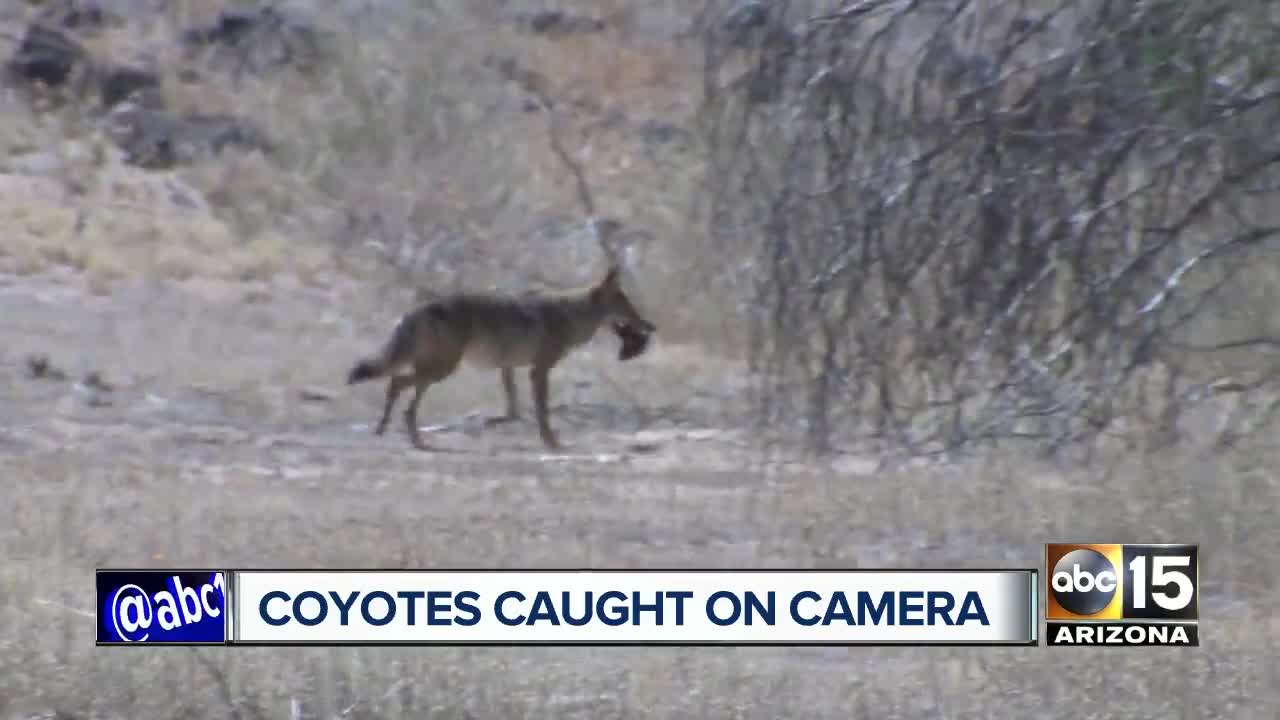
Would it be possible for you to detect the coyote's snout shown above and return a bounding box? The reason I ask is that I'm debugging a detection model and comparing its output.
[347,265,655,451]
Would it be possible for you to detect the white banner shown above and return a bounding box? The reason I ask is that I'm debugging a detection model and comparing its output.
[231,570,1036,645]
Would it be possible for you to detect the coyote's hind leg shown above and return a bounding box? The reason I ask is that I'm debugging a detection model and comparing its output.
[375,376,410,435]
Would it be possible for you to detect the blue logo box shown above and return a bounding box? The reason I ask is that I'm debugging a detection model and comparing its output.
[96,570,228,644]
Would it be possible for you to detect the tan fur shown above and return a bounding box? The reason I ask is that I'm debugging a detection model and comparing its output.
[347,266,655,450]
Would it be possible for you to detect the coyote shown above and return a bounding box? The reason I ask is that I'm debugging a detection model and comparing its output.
[346,266,656,451]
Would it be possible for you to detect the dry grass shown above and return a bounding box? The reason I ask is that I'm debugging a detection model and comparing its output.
[0,259,1277,719]
[0,164,330,290]
[3,0,1280,717]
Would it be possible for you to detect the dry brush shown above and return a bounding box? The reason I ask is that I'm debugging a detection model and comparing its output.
[697,0,1280,459]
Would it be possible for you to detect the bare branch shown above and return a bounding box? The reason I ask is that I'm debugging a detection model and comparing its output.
[697,0,1280,457]
[489,55,623,269]
[527,92,623,269]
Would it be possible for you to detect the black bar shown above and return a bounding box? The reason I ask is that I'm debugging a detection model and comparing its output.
[1046,622,1198,647]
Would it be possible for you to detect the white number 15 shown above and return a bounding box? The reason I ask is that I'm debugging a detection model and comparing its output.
[1129,555,1194,611]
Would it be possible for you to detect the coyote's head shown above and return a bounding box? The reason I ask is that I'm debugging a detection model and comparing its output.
[591,266,656,334]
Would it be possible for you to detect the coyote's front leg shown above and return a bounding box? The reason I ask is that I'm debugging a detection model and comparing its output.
[530,365,562,450]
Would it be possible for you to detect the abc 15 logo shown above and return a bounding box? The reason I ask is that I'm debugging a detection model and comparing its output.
[1045,544,1199,621]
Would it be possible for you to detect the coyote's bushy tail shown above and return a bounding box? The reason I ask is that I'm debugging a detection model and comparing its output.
[346,358,385,384]
[347,315,416,385]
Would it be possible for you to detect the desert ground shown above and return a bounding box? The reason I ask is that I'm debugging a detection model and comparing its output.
[3,0,1280,718]
[3,254,1277,718]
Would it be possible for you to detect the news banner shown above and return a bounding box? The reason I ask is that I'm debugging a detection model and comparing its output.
[96,544,1199,647]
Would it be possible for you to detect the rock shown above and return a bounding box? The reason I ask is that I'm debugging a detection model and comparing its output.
[84,391,113,408]
[181,7,264,46]
[93,62,161,107]
[25,354,70,382]
[82,371,114,392]
[76,373,115,407]
[4,22,91,89]
[35,0,126,31]
[180,4,328,76]
[105,102,272,169]
[299,386,335,403]
[178,113,273,155]
[512,10,606,37]
[5,19,163,110]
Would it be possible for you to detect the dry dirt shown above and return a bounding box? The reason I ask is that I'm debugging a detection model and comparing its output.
[1,267,1277,719]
